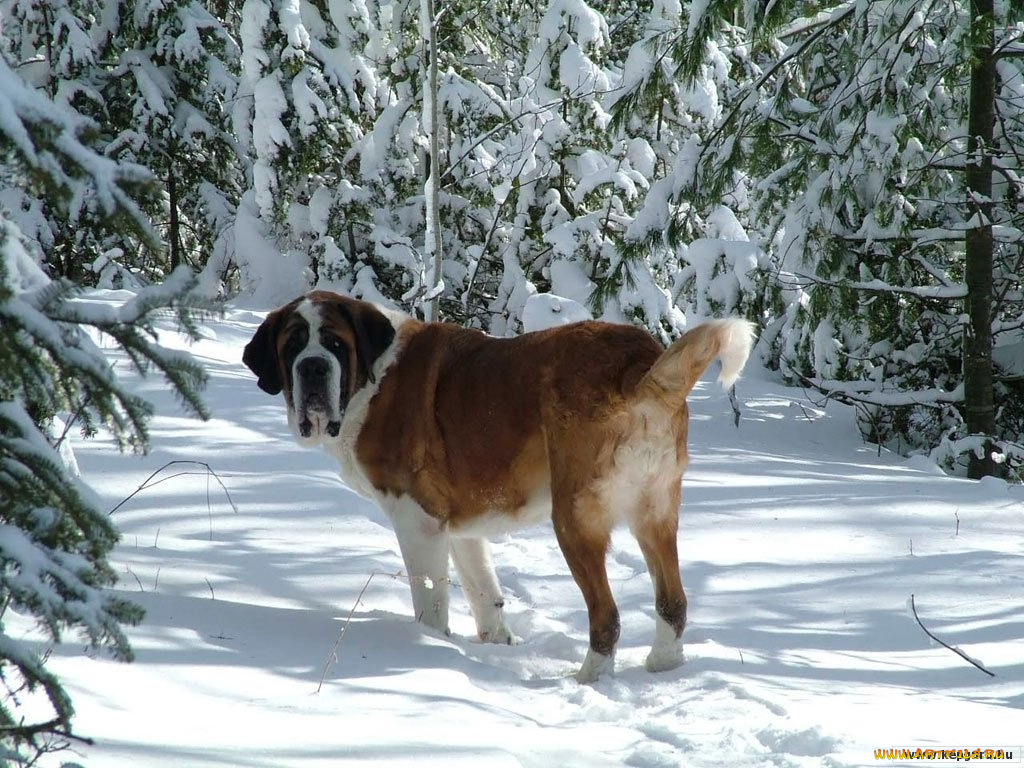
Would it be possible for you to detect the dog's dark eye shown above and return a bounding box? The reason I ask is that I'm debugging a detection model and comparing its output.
[283,328,308,359]
[323,335,344,353]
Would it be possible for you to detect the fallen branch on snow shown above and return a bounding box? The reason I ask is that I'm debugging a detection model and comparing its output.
[909,594,995,678]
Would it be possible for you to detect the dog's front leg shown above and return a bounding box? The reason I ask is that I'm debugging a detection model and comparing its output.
[386,497,451,635]
[450,537,513,644]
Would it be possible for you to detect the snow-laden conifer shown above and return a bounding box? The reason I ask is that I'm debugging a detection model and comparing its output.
[100,0,244,292]
[637,0,1024,476]
[0,52,209,763]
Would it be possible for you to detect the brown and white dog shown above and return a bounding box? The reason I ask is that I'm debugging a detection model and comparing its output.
[243,290,754,682]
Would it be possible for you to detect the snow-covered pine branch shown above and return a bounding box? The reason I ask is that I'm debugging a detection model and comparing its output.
[0,56,158,249]
[803,378,965,407]
[0,47,213,762]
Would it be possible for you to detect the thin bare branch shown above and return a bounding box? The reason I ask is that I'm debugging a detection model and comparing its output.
[910,594,995,677]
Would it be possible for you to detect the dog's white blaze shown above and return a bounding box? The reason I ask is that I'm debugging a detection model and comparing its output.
[290,300,342,435]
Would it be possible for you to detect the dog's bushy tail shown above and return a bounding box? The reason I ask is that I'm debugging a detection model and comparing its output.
[638,319,756,407]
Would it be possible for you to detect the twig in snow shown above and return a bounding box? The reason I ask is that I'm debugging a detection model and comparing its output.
[316,571,399,693]
[109,461,238,515]
[315,570,467,692]
[205,578,215,600]
[728,384,743,428]
[125,565,144,592]
[909,594,995,677]
[108,460,239,541]
[794,400,816,422]
[955,510,960,536]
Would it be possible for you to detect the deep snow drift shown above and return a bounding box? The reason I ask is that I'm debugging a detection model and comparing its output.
[13,296,1024,767]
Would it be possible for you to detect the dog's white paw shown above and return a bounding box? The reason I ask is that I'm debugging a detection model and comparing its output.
[478,622,516,645]
[645,618,684,672]
[645,644,685,673]
[576,650,614,684]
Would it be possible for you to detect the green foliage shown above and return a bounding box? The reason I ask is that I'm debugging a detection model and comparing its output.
[0,211,211,763]
[628,0,1024,468]
[0,25,213,761]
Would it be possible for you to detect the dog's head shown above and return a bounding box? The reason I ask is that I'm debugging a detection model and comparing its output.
[243,291,397,443]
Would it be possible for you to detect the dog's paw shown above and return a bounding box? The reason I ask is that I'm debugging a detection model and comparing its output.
[644,644,685,673]
[477,622,517,645]
[576,650,614,684]
[415,607,451,637]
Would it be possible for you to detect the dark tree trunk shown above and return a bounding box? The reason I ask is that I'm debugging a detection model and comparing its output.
[168,165,181,272]
[963,0,999,479]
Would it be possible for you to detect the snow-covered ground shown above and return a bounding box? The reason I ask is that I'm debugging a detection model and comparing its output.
[23,298,1024,766]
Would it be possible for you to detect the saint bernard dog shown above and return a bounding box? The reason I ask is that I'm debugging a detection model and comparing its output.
[243,290,754,682]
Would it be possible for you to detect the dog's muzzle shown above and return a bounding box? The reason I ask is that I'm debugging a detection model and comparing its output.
[295,355,343,438]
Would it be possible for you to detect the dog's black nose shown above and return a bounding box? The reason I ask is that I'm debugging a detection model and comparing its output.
[298,356,329,380]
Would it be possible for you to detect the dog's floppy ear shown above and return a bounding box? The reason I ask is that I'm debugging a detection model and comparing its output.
[344,303,396,384]
[243,309,287,395]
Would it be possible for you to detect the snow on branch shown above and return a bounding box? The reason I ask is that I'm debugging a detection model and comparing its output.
[909,595,995,677]
[776,1,858,40]
[787,271,967,300]
[0,58,157,241]
[9,268,211,427]
[994,26,1024,59]
[804,378,964,407]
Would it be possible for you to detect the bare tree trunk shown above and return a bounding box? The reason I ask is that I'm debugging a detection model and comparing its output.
[963,0,999,479]
[421,0,442,322]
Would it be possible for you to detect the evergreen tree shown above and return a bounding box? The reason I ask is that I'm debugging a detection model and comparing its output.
[610,0,769,331]
[232,0,396,304]
[0,52,208,763]
[0,0,140,284]
[644,0,1024,477]
[100,0,245,292]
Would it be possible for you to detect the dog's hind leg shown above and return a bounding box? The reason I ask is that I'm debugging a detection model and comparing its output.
[632,486,687,673]
[552,486,619,683]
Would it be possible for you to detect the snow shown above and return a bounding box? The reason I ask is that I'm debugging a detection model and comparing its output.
[0,217,49,293]
[9,293,1024,767]
[291,70,330,137]
[230,191,310,306]
[687,0,709,40]
[540,0,607,51]
[239,0,272,79]
[278,0,311,53]
[251,73,292,160]
[522,292,592,332]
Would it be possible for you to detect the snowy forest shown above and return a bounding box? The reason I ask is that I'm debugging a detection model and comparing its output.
[1,0,1023,763]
